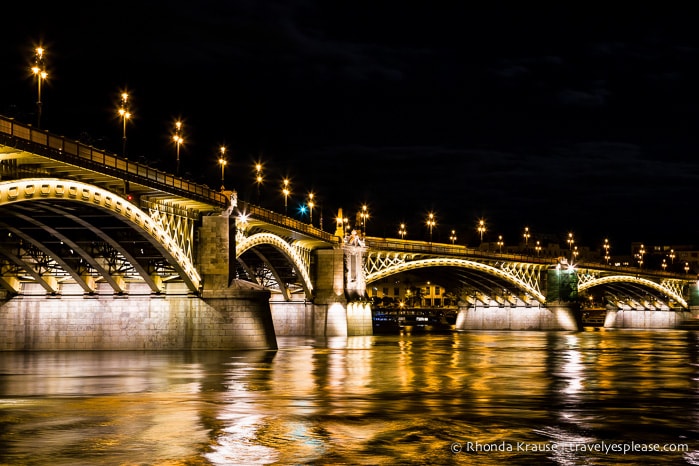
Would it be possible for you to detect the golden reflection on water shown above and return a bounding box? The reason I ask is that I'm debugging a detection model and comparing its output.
[1,331,698,465]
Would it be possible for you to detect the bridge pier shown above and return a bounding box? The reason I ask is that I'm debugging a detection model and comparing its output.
[455,303,579,331]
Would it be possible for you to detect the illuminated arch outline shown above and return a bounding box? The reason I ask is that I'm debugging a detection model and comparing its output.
[0,178,201,291]
[365,257,547,303]
[578,275,688,308]
[236,232,313,299]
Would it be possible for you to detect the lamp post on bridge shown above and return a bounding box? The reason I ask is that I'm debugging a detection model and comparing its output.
[118,91,131,159]
[255,162,263,204]
[282,178,290,214]
[173,120,183,176]
[535,240,541,257]
[399,223,407,240]
[426,212,436,243]
[308,192,315,225]
[360,204,369,235]
[477,219,486,243]
[567,232,575,263]
[523,227,530,251]
[603,238,611,265]
[31,46,47,129]
[497,235,504,253]
[450,230,457,245]
[218,146,227,191]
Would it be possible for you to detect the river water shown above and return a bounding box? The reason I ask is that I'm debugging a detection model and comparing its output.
[1,329,699,465]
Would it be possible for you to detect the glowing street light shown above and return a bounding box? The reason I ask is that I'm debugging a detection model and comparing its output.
[426,212,436,243]
[535,240,542,257]
[685,262,690,274]
[638,244,646,269]
[31,46,48,128]
[399,223,407,240]
[118,92,131,158]
[603,238,611,265]
[477,219,486,243]
[218,146,227,191]
[450,230,457,245]
[497,235,504,253]
[308,192,315,225]
[360,204,369,235]
[662,259,667,271]
[173,120,183,176]
[523,227,530,247]
[669,249,675,264]
[567,232,575,262]
[282,178,290,214]
[255,162,263,203]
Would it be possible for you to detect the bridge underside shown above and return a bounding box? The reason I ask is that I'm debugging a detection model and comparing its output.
[0,199,184,295]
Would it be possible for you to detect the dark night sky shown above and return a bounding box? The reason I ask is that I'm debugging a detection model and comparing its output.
[3,3,699,252]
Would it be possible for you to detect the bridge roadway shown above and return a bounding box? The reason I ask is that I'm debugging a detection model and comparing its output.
[0,115,697,349]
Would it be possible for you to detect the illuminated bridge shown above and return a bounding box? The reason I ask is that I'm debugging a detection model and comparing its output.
[0,115,697,350]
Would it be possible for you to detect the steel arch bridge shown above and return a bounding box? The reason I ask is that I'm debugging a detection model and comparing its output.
[363,240,695,309]
[0,178,201,294]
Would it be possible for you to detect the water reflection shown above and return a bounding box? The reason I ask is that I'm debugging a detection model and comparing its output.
[1,331,699,464]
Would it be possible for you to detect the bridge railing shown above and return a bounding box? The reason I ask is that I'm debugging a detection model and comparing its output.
[239,201,338,243]
[0,115,228,209]
[364,237,557,263]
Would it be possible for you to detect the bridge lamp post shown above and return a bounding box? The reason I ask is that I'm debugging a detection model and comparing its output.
[255,162,263,203]
[399,223,407,239]
[523,227,530,250]
[573,246,579,262]
[535,240,541,257]
[426,213,436,243]
[603,238,611,265]
[360,204,369,235]
[173,121,183,176]
[477,219,486,243]
[450,230,457,245]
[638,244,646,269]
[497,235,504,253]
[662,259,667,271]
[567,232,575,262]
[282,178,290,214]
[218,146,227,191]
[118,92,131,158]
[685,262,690,274]
[670,249,675,264]
[31,46,47,129]
[308,192,315,225]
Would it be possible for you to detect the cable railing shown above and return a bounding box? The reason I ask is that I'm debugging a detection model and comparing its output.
[0,115,228,209]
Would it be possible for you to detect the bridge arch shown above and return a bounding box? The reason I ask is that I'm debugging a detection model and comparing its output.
[578,275,688,308]
[0,178,201,292]
[366,257,546,303]
[235,232,313,300]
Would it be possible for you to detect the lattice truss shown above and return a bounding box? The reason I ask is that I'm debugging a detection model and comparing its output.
[235,230,314,300]
[365,251,547,302]
[148,200,197,267]
[576,269,689,308]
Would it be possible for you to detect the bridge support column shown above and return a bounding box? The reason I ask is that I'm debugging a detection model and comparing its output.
[455,302,579,330]
[197,214,277,349]
[310,246,372,336]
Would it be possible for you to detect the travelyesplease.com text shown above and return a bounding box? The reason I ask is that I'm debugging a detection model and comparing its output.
[450,441,689,455]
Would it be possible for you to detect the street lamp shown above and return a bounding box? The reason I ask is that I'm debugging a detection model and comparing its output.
[450,230,457,245]
[535,240,541,257]
[255,162,263,203]
[173,121,183,176]
[662,259,667,271]
[567,232,575,262]
[399,223,407,239]
[685,262,690,274]
[31,46,47,129]
[360,204,369,235]
[308,192,315,225]
[426,213,436,243]
[603,238,611,265]
[573,246,579,262]
[282,178,290,214]
[118,92,131,158]
[218,146,227,191]
[523,227,530,248]
[497,235,504,253]
[477,219,486,243]
[669,249,675,264]
[638,244,646,269]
